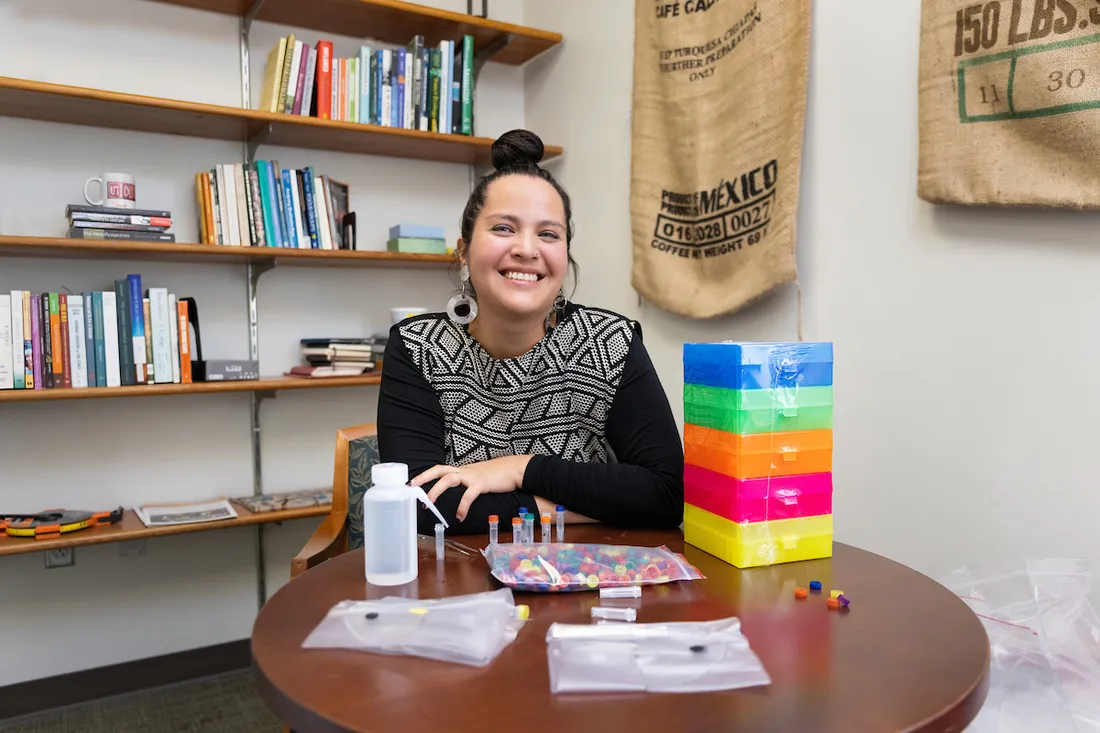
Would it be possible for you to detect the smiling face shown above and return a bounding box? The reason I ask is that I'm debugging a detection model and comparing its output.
[460,174,569,322]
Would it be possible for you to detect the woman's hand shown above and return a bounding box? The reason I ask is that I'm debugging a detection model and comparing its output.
[411,455,533,522]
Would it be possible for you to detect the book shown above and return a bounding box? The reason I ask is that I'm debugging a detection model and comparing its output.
[387,237,447,254]
[134,498,238,527]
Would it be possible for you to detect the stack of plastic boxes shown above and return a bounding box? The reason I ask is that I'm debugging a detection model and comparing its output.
[682,342,834,568]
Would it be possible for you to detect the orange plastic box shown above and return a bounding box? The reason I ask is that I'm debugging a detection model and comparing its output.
[683,424,833,480]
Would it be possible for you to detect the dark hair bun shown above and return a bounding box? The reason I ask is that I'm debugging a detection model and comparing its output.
[491,129,544,170]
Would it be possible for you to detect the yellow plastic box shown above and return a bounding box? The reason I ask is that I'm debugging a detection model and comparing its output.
[684,504,833,569]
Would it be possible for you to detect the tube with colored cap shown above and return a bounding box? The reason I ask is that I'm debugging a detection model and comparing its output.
[524,513,535,544]
[541,513,551,543]
[511,517,522,544]
[488,515,499,545]
[555,505,565,542]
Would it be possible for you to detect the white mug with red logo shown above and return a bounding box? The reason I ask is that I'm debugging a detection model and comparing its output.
[84,172,136,209]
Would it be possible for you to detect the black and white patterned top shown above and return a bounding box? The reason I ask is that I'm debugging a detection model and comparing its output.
[377,302,684,535]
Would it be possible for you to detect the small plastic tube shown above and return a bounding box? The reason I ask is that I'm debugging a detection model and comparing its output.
[524,513,535,544]
[511,517,522,543]
[488,515,499,545]
[555,505,565,542]
[541,513,551,543]
[591,606,637,622]
[434,522,445,560]
[517,507,528,542]
[599,585,642,599]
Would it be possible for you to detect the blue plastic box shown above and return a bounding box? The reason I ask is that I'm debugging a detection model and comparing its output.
[684,342,833,390]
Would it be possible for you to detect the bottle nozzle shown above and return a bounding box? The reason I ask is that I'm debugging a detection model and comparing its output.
[409,485,448,529]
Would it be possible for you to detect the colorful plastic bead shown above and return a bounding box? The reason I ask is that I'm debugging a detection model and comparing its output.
[830,589,844,599]
[809,580,822,591]
[838,594,850,607]
[826,597,840,610]
[794,587,808,599]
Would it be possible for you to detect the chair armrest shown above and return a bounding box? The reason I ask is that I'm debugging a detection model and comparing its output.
[291,511,348,579]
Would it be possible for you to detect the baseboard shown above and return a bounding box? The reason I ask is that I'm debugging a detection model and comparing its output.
[0,639,251,720]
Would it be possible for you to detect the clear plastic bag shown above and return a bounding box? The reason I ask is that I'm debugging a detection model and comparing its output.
[545,617,771,693]
[301,588,528,667]
[482,542,704,592]
[939,560,1100,732]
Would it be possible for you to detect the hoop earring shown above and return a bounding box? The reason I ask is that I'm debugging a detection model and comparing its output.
[545,290,567,331]
[446,264,478,325]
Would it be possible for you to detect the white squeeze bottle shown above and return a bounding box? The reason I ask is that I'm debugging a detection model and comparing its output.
[363,462,449,586]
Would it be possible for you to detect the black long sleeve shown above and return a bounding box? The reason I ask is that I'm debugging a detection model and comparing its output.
[376,324,538,535]
[521,328,684,528]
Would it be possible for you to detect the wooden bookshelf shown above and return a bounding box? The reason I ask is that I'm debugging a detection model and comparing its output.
[150,0,563,66]
[0,235,453,268]
[0,502,331,557]
[0,76,563,166]
[0,374,382,403]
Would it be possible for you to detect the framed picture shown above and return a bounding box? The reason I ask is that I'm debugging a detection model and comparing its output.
[325,177,350,250]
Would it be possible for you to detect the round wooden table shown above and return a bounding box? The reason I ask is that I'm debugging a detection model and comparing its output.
[252,527,989,733]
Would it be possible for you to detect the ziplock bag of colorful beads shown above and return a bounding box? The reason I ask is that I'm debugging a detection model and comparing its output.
[300,588,530,667]
[546,617,771,694]
[482,543,705,592]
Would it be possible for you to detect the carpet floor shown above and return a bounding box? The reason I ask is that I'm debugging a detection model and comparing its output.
[0,670,281,733]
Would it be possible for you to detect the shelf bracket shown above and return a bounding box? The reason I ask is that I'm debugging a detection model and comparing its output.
[465,0,488,18]
[246,123,273,164]
[242,0,268,33]
[249,388,275,610]
[473,33,513,85]
[470,33,512,139]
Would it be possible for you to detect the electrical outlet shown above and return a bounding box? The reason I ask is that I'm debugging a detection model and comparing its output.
[45,547,74,569]
[120,540,146,559]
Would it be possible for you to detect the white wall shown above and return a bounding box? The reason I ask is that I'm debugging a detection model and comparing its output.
[0,0,525,686]
[526,0,1100,608]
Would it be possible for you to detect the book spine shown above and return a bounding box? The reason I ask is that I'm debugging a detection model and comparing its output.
[370,50,380,124]
[280,36,299,114]
[30,294,42,390]
[194,173,209,245]
[0,295,11,389]
[262,161,285,248]
[396,48,406,129]
[142,297,153,383]
[462,35,473,135]
[102,290,122,388]
[48,293,61,386]
[59,294,71,388]
[349,57,359,123]
[257,161,280,248]
[359,45,372,124]
[148,288,171,384]
[92,291,107,387]
[41,294,53,388]
[113,280,135,387]
[67,295,87,389]
[291,40,309,115]
[209,168,223,244]
[316,41,333,120]
[248,168,266,247]
[273,163,292,248]
[381,50,392,127]
[168,293,180,384]
[66,228,175,242]
[302,166,320,249]
[280,168,299,249]
[239,162,257,247]
[21,290,30,389]
[301,46,318,117]
[127,275,145,373]
[83,292,96,387]
[178,299,192,384]
[429,49,441,132]
[9,290,24,388]
[419,47,430,131]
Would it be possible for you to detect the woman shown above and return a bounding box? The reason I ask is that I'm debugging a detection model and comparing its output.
[377,129,683,535]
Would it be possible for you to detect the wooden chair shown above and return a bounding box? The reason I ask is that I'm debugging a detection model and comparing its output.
[291,423,379,579]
